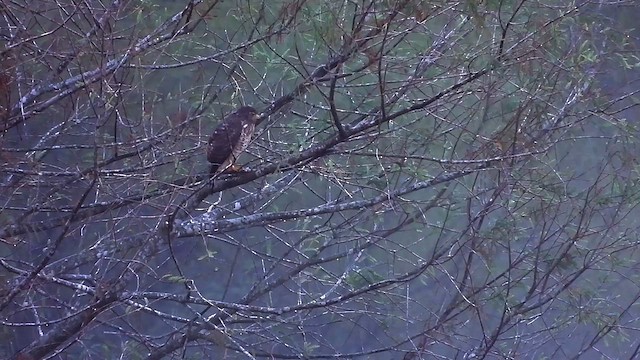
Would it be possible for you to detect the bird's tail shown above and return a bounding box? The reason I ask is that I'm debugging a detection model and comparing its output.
[208,164,220,189]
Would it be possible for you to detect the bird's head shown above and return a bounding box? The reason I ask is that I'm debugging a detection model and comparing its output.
[236,106,259,124]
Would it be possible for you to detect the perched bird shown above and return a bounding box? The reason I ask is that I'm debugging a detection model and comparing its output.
[207,106,259,179]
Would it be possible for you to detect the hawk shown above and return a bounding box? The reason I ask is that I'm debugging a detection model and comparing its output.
[207,106,259,178]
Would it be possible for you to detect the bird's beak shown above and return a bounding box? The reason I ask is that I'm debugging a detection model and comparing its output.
[252,113,260,122]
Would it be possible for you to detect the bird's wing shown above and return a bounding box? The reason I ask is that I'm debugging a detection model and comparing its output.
[207,113,243,165]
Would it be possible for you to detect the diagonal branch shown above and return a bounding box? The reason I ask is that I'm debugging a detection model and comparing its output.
[177,165,486,237]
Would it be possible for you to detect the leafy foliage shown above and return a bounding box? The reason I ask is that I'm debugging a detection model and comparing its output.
[1,0,640,359]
